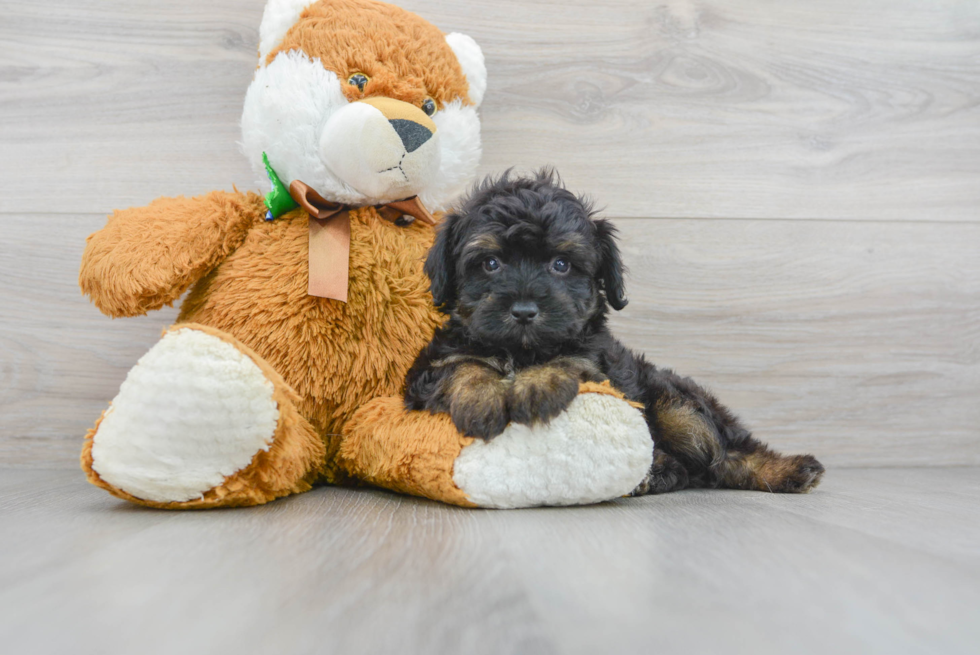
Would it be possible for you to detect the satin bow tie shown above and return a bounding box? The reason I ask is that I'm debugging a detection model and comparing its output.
[287,180,436,302]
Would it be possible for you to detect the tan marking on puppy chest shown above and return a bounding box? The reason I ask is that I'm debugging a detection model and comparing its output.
[511,365,570,396]
[431,354,511,376]
[553,356,606,382]
[511,358,602,397]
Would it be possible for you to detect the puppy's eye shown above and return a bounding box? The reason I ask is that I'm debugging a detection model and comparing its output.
[347,73,370,92]
[551,257,571,275]
[483,257,501,273]
[421,97,437,116]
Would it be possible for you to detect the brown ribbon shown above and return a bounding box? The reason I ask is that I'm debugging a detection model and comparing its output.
[288,180,436,302]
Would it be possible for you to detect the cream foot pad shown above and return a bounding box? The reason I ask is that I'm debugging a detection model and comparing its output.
[90,328,280,503]
[452,389,653,509]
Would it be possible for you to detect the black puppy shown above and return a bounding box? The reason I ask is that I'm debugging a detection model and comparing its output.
[404,170,824,494]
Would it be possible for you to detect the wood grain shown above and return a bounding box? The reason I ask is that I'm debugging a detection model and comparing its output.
[608,218,980,466]
[1,0,978,219]
[1,214,977,468]
[2,0,978,468]
[0,214,180,467]
[0,468,978,654]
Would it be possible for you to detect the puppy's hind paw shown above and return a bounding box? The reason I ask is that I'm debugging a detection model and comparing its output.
[769,454,825,493]
[630,450,690,496]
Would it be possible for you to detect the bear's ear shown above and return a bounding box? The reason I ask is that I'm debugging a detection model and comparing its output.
[445,33,487,107]
[258,0,316,63]
[424,214,460,312]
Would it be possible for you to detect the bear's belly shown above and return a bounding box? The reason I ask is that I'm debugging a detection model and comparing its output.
[177,207,444,437]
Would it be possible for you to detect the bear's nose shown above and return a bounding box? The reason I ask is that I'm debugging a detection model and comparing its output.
[356,96,437,154]
[510,301,539,324]
[389,119,433,153]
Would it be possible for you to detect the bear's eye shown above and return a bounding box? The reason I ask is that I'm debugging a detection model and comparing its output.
[421,97,437,116]
[347,73,369,92]
[483,257,501,273]
[551,257,571,275]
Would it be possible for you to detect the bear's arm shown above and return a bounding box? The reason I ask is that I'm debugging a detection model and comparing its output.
[79,190,265,317]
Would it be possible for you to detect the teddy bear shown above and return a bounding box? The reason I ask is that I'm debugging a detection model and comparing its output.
[77,0,653,510]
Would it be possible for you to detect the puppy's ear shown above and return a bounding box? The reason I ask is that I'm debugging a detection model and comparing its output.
[425,214,459,312]
[595,219,628,310]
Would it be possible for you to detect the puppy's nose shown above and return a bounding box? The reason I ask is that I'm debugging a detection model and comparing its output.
[510,301,539,324]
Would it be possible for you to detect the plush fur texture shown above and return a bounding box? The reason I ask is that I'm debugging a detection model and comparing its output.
[405,171,826,495]
[316,97,442,202]
[79,0,652,510]
[83,324,325,509]
[242,0,484,210]
[80,194,448,500]
[79,191,264,318]
[258,0,320,61]
[341,395,478,507]
[174,204,446,484]
[343,381,650,508]
[443,33,486,106]
[451,381,651,508]
[90,327,282,502]
[83,0,476,502]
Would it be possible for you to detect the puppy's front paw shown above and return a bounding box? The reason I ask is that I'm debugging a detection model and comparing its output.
[450,395,509,440]
[508,365,580,427]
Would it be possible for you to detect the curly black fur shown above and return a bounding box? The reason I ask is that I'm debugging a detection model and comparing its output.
[405,170,824,494]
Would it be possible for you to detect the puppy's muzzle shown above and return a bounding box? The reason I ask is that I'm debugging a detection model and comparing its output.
[510,300,539,324]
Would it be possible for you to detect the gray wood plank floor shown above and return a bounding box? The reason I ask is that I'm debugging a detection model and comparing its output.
[1,467,977,655]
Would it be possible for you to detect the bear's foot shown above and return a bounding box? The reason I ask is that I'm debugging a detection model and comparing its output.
[341,382,653,509]
[82,324,325,509]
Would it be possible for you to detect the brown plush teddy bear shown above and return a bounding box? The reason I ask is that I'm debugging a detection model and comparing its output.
[78,0,652,510]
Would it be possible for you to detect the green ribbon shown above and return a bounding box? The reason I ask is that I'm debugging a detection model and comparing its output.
[262,152,299,220]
